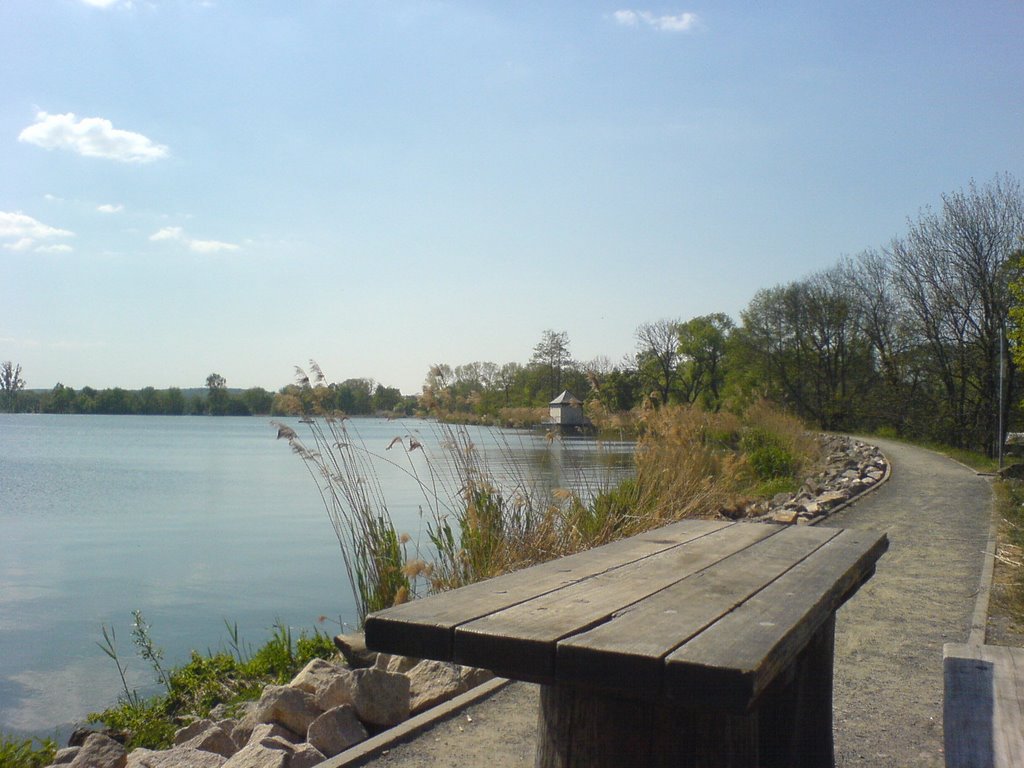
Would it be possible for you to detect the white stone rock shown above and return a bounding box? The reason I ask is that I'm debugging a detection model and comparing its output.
[307,705,369,757]
[407,660,469,714]
[289,743,327,768]
[126,746,226,768]
[179,724,237,758]
[249,685,323,735]
[69,733,127,768]
[173,719,214,746]
[314,670,356,711]
[289,658,345,694]
[349,667,410,727]
[221,740,289,768]
[53,746,80,765]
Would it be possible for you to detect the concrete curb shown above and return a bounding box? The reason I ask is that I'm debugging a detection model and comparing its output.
[969,478,1000,646]
[316,677,511,768]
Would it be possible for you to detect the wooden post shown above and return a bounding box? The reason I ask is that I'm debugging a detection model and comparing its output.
[757,614,836,767]
[535,683,759,768]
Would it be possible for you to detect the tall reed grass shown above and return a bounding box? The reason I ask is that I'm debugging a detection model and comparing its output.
[278,369,818,626]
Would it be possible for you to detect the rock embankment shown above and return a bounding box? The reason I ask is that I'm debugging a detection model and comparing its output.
[742,434,888,524]
[47,649,492,768]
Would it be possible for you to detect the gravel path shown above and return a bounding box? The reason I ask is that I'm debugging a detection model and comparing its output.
[351,437,994,767]
[824,437,992,767]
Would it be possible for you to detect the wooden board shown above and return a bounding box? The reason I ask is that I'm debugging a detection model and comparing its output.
[453,522,781,682]
[555,525,841,695]
[364,518,730,659]
[945,643,1024,768]
[663,528,888,710]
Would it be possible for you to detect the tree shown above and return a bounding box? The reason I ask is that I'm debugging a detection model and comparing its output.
[1,361,25,412]
[635,319,681,405]
[888,174,1023,451]
[676,313,734,410]
[206,372,229,416]
[531,329,572,400]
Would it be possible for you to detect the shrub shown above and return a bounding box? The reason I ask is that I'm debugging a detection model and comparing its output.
[0,735,57,768]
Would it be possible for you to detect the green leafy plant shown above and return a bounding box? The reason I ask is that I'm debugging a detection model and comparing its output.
[0,735,57,768]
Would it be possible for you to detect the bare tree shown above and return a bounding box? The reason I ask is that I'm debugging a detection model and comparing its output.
[635,319,681,404]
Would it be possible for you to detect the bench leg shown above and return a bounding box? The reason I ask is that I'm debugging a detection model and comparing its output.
[758,614,836,768]
[535,616,837,768]
[535,684,758,768]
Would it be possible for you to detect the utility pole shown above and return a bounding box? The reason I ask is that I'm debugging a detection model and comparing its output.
[999,326,1006,470]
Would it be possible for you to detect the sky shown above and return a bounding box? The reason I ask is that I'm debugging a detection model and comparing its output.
[2,1,1022,395]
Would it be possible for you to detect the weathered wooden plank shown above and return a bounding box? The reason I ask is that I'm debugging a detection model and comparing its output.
[945,643,1024,768]
[365,518,731,659]
[663,528,887,710]
[453,522,781,682]
[555,525,840,695]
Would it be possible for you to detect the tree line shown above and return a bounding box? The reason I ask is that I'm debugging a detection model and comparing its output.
[0,371,412,418]
[4,175,1022,454]
[421,175,1024,455]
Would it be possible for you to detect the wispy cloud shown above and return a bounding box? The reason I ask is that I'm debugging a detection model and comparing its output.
[612,10,699,32]
[150,226,240,254]
[19,111,169,163]
[97,203,124,214]
[80,0,135,8]
[0,211,74,253]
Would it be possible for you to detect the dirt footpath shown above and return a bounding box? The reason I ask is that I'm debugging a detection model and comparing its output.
[349,438,993,768]
[825,438,992,767]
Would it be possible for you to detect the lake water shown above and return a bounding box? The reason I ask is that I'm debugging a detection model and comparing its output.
[0,414,632,740]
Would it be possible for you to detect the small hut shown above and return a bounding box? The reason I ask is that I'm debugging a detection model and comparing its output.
[548,390,588,427]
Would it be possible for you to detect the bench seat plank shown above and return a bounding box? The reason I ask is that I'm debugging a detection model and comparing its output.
[365,518,730,659]
[555,525,842,695]
[945,643,1024,768]
[663,528,888,710]
[453,522,779,681]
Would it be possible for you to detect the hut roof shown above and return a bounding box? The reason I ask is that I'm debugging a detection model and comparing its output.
[549,390,582,406]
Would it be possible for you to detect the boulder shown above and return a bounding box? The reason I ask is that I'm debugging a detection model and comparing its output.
[126,747,226,768]
[53,746,79,765]
[173,719,214,746]
[221,740,289,768]
[385,654,419,674]
[248,685,322,735]
[289,743,327,768]
[178,724,237,758]
[407,660,469,714]
[306,705,369,757]
[349,668,410,727]
[314,670,356,711]
[69,733,127,768]
[289,657,345,694]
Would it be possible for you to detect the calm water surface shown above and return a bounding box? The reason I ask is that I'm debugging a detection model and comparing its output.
[0,414,631,739]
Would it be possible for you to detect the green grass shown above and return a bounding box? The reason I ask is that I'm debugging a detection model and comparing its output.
[89,616,337,751]
[0,735,57,768]
[994,479,1024,622]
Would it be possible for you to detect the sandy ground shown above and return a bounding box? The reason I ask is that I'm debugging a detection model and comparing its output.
[347,437,994,768]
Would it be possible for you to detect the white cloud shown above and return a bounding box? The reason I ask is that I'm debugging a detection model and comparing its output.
[18,112,169,163]
[150,226,239,253]
[97,203,124,214]
[0,211,74,253]
[36,244,75,254]
[80,0,134,8]
[612,10,699,32]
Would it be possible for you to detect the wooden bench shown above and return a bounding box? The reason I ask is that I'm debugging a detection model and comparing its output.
[365,519,887,768]
[944,643,1024,767]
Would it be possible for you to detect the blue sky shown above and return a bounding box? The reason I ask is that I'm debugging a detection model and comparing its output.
[2,1,1022,395]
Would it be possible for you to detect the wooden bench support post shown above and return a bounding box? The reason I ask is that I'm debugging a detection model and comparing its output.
[535,683,757,768]
[758,614,836,768]
[536,616,837,768]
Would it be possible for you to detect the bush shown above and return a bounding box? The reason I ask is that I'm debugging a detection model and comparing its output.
[0,735,57,768]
